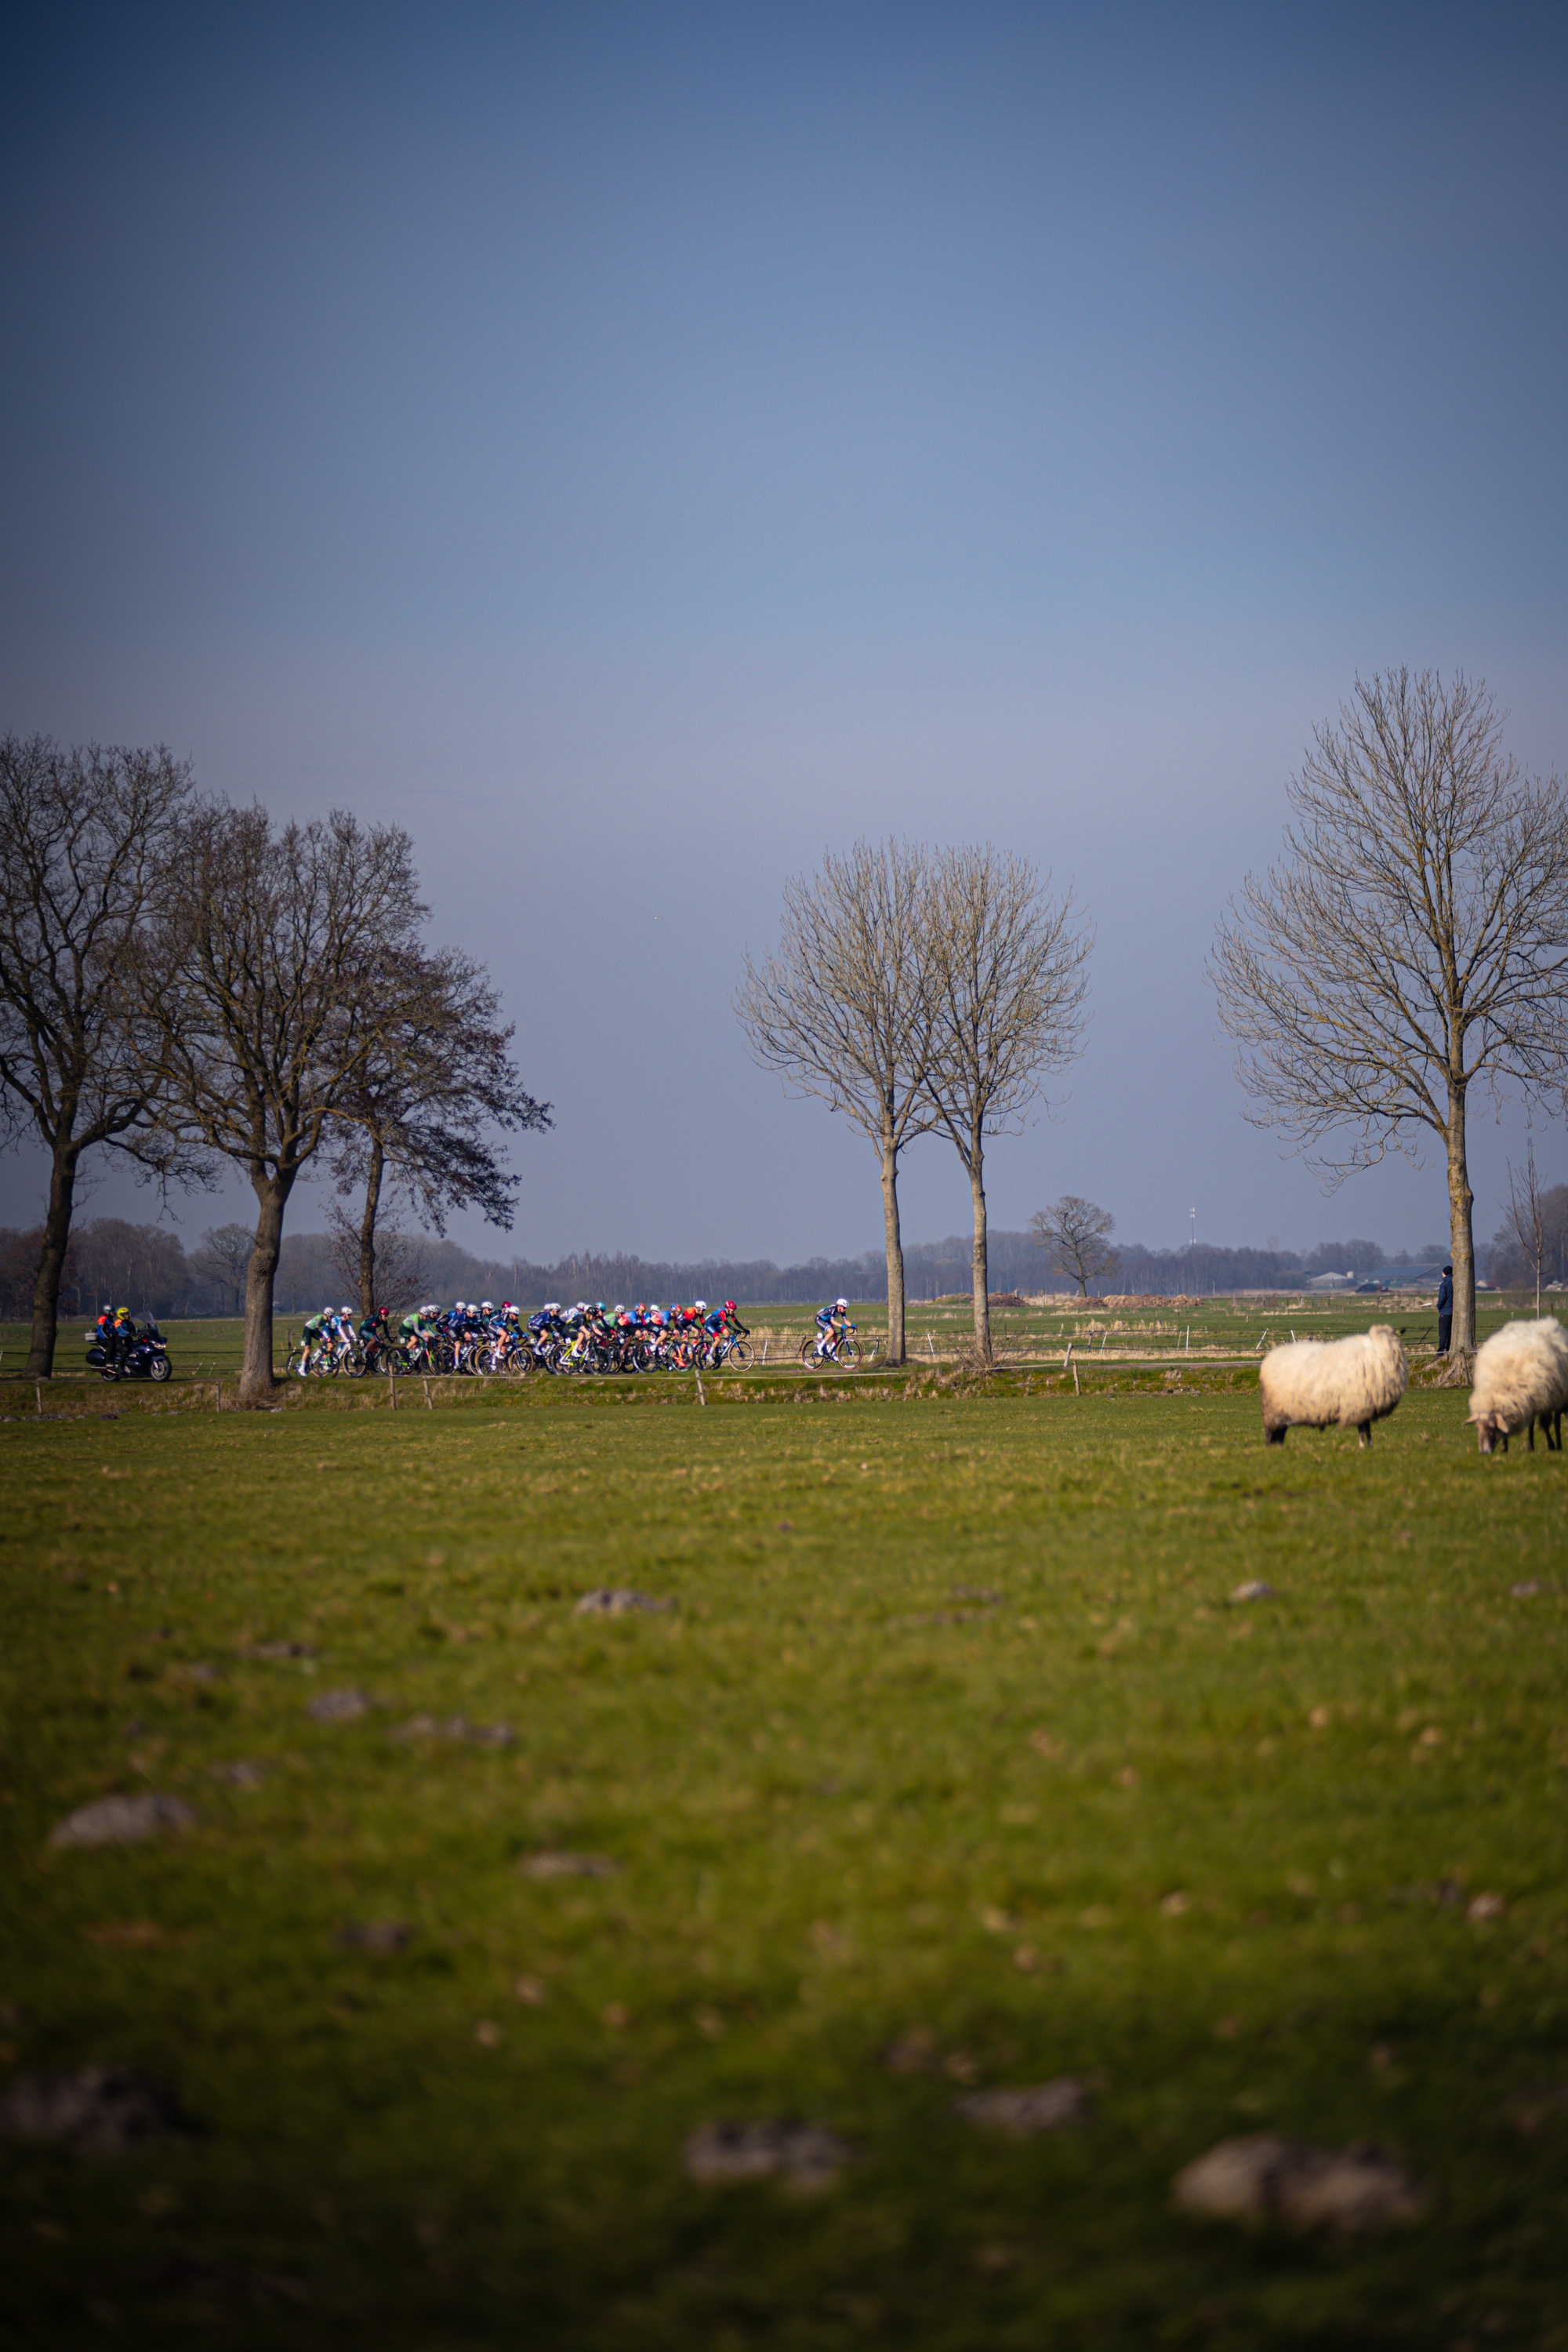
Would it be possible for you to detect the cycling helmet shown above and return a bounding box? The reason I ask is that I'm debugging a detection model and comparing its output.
[835,1296,848,1308]
[725,1301,736,1314]
[341,1306,353,1316]
[481,1299,494,1312]
[694,1298,707,1311]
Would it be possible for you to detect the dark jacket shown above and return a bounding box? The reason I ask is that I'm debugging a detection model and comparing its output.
[1436,1273,1454,1316]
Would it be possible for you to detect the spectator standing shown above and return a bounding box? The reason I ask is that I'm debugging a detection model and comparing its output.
[1436,1264,1454,1356]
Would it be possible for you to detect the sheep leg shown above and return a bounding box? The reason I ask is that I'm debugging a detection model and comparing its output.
[1357,1421,1372,1450]
[1527,1418,1536,1454]
[1265,1425,1287,1446]
[1547,1410,1562,1453]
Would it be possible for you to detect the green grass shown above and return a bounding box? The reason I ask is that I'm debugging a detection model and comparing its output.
[2,1367,1566,2347]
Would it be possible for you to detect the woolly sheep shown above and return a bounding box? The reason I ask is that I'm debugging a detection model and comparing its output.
[1258,1325,1406,1450]
[1466,1317,1568,1455]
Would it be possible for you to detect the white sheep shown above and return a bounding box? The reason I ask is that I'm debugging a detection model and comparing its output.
[1466,1317,1568,1455]
[1258,1325,1407,1450]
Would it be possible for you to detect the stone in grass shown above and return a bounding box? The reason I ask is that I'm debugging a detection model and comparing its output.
[1229,1580,1276,1604]
[956,2077,1096,2135]
[574,1588,674,1617]
[336,1921,411,1954]
[243,1640,316,1660]
[392,1715,514,1746]
[683,2119,853,2193]
[50,1794,195,1849]
[210,1759,267,1789]
[519,1850,618,1879]
[306,1687,372,1724]
[0,2067,190,2154]
[1172,2134,1429,2232]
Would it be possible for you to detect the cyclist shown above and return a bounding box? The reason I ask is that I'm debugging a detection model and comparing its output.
[814,1296,851,1359]
[358,1305,391,1365]
[398,1302,436,1365]
[295,1305,331,1374]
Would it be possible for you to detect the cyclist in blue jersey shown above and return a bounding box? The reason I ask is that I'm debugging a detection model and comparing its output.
[815,1296,850,1359]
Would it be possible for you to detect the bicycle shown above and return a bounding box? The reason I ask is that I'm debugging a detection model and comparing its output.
[800,1322,861,1370]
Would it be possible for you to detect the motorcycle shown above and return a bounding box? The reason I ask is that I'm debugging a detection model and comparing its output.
[86,1319,173,1383]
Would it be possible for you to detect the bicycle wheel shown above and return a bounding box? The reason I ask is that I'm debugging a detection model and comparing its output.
[723,1338,752,1368]
[800,1336,821,1368]
[837,1337,862,1370]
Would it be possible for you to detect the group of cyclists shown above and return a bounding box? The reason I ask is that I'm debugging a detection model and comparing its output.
[292,1296,753,1379]
[289,1294,862,1378]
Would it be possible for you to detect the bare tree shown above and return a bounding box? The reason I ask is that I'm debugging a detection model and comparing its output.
[1031,1195,1118,1295]
[0,735,200,1375]
[0,1222,82,1320]
[1551,1184,1568,1290]
[325,1204,436,1313]
[325,945,550,1315]
[1211,670,1568,1362]
[136,804,426,1403]
[188,1222,255,1313]
[734,840,940,1363]
[1504,1142,1549,1317]
[922,848,1092,1360]
[1486,1182,1568,1289]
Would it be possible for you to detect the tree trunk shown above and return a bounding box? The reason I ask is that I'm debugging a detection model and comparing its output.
[968,1152,992,1362]
[358,1136,385,1319]
[1446,1082,1475,1357]
[880,1132,906,1366]
[26,1142,79,1378]
[241,1173,293,1403]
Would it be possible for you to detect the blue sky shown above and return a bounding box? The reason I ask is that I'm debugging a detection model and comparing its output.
[3,2,1566,1267]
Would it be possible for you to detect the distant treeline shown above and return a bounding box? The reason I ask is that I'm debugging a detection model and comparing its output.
[1,1220,1470,1322]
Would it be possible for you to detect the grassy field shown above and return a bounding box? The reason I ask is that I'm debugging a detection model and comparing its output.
[2,1352,1566,2347]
